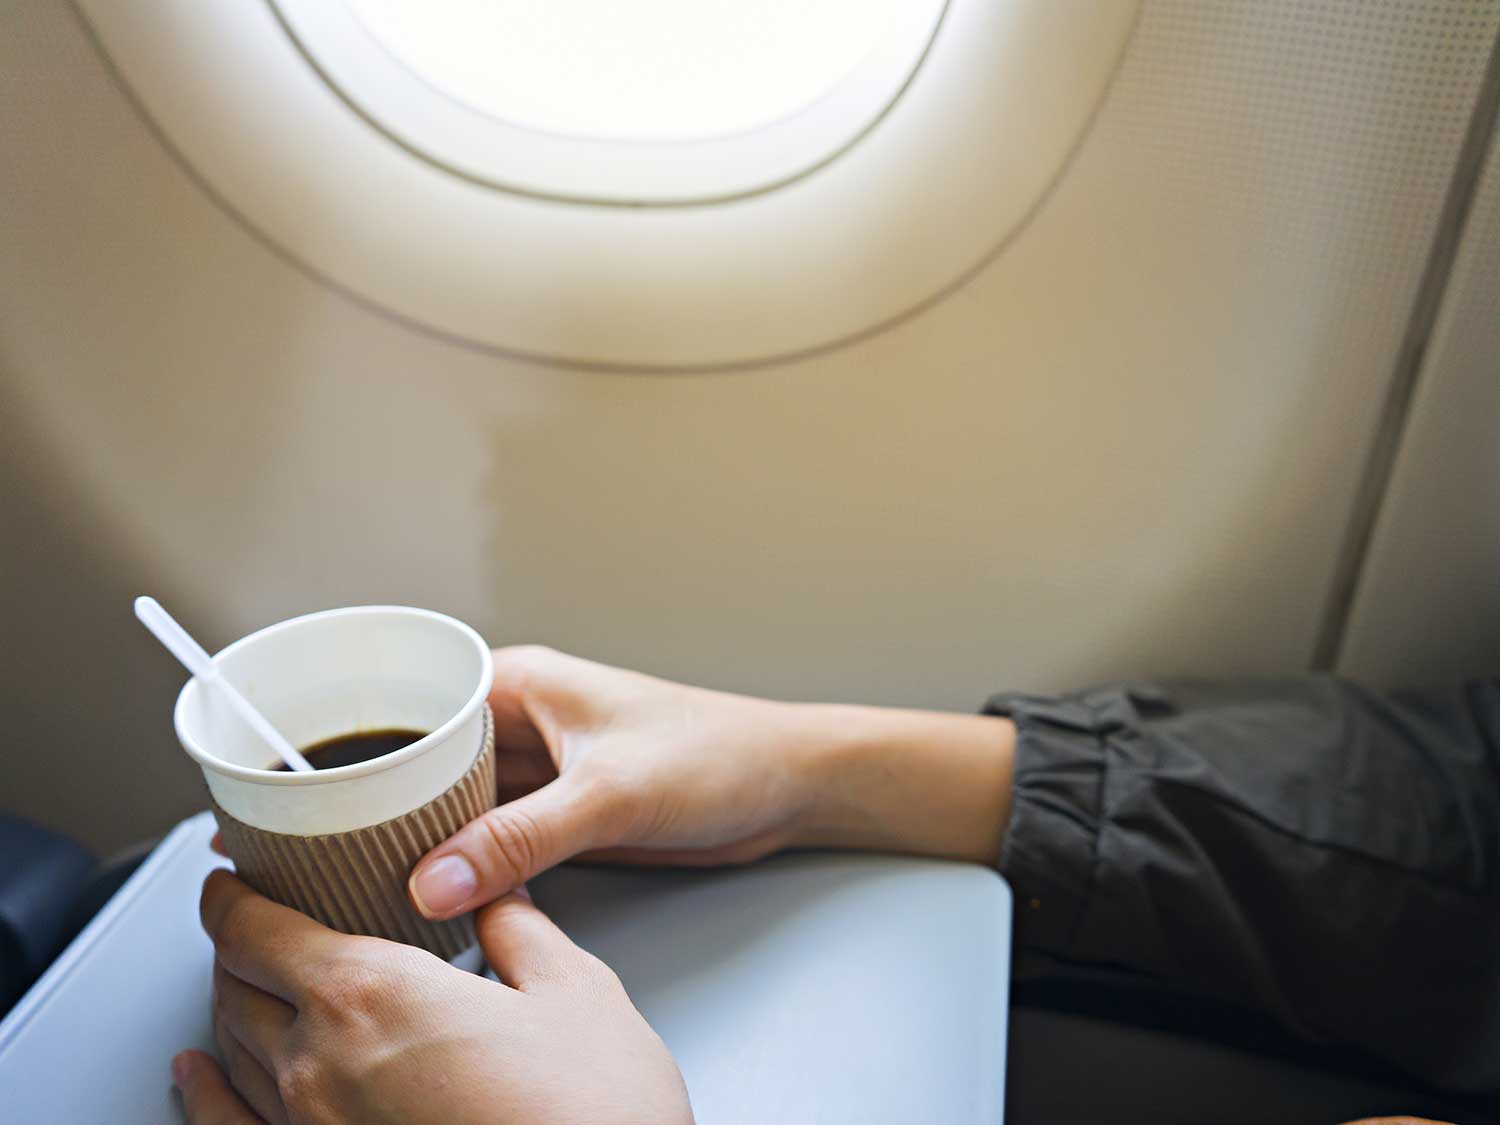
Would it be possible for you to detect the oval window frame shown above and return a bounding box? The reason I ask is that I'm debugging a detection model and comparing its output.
[73,0,1141,369]
[273,0,948,205]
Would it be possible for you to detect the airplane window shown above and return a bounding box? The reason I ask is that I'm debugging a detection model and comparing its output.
[271,0,945,203]
[343,0,902,143]
[77,0,1136,364]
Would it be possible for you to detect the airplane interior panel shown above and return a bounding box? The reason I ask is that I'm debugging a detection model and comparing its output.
[2,2,1496,1122]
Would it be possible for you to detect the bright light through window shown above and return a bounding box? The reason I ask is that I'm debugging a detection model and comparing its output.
[344,0,901,142]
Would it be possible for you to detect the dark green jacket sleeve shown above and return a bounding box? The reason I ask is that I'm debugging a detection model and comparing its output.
[983,677,1500,1095]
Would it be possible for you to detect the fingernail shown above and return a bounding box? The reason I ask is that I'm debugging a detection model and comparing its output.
[409,854,478,917]
[171,1052,192,1087]
[514,883,532,902]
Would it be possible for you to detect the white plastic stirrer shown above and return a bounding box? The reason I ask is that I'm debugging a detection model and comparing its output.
[134,596,314,772]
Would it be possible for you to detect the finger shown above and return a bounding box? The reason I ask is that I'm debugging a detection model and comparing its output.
[213,961,295,1074]
[214,1020,291,1125]
[210,832,227,857]
[487,647,562,759]
[475,891,594,990]
[408,777,614,920]
[172,1050,264,1125]
[199,870,346,1005]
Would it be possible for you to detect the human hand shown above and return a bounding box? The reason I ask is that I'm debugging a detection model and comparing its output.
[172,870,692,1125]
[407,646,1015,920]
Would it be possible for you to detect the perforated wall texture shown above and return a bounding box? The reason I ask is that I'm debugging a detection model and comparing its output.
[1,0,1498,850]
[1339,112,1500,686]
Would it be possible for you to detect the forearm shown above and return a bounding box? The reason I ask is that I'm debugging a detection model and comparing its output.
[786,702,1016,864]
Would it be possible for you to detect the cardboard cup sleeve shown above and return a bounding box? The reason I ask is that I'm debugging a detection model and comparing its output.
[211,706,496,960]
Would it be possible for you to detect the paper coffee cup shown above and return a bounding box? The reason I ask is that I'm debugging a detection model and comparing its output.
[174,606,496,959]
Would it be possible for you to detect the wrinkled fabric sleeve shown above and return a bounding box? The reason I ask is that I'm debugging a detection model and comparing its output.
[984,677,1500,1094]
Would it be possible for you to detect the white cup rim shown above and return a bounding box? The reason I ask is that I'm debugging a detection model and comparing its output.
[173,605,493,787]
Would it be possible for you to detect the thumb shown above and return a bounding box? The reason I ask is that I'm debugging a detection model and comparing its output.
[408,776,609,920]
[476,890,596,990]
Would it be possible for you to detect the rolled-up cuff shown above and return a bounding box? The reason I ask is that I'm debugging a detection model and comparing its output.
[984,691,1117,957]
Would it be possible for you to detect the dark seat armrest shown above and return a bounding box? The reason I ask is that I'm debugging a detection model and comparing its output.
[0,815,95,1011]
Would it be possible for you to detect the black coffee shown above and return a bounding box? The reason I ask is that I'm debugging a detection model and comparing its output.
[275,728,428,771]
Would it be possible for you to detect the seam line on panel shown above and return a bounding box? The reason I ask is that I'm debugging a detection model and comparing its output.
[1312,21,1500,673]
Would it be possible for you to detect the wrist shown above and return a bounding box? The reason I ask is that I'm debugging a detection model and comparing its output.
[781,703,891,847]
[782,702,1017,862]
